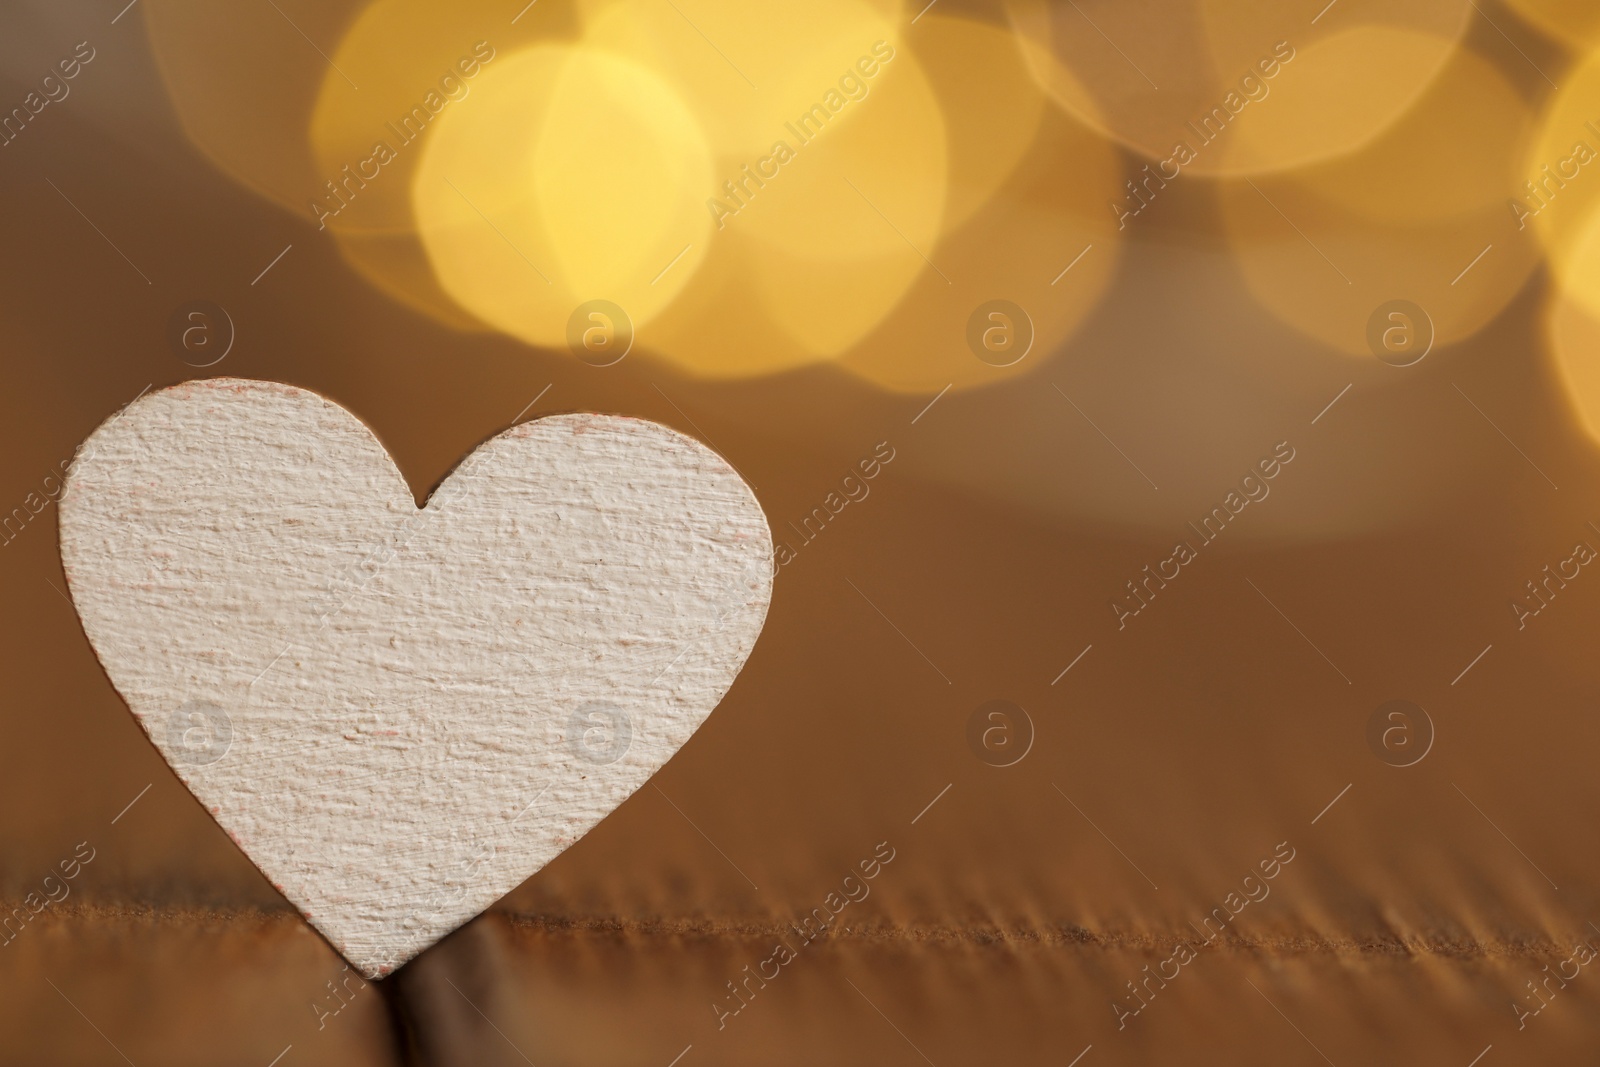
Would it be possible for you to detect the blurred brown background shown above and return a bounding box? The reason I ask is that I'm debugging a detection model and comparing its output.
[5,0,1600,1063]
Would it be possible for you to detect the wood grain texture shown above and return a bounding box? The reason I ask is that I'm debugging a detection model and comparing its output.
[57,378,772,978]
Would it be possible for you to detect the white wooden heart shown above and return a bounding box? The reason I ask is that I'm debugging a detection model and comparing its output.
[59,378,772,977]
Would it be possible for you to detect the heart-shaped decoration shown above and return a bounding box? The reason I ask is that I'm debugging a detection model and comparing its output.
[60,379,772,977]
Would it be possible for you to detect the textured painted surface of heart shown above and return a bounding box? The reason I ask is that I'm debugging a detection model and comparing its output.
[58,378,772,977]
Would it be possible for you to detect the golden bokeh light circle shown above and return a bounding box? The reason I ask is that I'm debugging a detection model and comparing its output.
[1499,0,1600,50]
[1218,45,1537,360]
[412,44,715,349]
[1006,0,1470,177]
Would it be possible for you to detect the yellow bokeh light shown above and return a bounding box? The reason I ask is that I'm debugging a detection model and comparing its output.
[752,245,929,358]
[910,13,1046,233]
[303,0,593,327]
[1547,276,1600,447]
[625,239,826,378]
[1523,50,1600,321]
[1218,45,1537,359]
[412,44,714,346]
[144,0,1530,401]
[580,0,901,159]
[1561,208,1600,325]
[636,34,948,373]
[308,0,578,236]
[1289,35,1532,227]
[1500,0,1600,49]
[838,104,1123,395]
[727,42,944,263]
[1007,0,1469,176]
[1216,26,1458,178]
